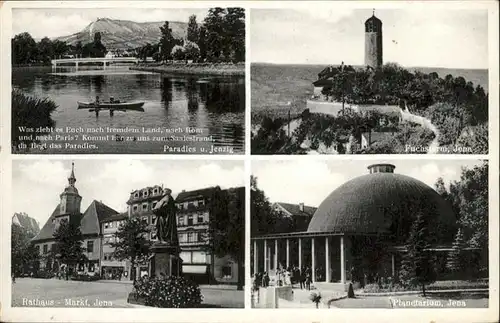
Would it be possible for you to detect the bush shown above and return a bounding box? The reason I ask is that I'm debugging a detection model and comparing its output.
[133,276,203,308]
[171,45,186,61]
[12,90,57,150]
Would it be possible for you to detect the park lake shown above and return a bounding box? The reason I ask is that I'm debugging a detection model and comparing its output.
[13,66,245,154]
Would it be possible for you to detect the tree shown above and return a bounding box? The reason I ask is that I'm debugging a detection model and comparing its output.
[37,37,54,63]
[204,7,226,61]
[110,217,152,282]
[250,176,280,236]
[11,223,39,276]
[53,219,87,280]
[223,8,245,62]
[449,161,488,250]
[187,15,199,43]
[183,41,200,61]
[12,32,38,65]
[206,187,245,290]
[446,228,467,278]
[160,21,175,61]
[92,32,107,57]
[197,26,207,61]
[398,212,436,296]
[171,45,185,60]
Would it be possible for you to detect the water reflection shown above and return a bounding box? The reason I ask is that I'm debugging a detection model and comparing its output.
[11,67,245,154]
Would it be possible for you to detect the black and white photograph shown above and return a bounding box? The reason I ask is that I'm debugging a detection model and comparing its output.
[251,8,489,155]
[11,160,245,308]
[11,7,245,154]
[251,160,489,308]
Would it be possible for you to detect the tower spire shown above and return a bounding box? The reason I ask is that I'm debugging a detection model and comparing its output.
[68,162,76,186]
[373,9,375,16]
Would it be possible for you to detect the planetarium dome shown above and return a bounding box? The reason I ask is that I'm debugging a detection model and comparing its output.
[307,164,456,241]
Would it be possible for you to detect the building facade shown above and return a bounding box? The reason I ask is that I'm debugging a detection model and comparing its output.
[31,163,119,276]
[251,164,460,291]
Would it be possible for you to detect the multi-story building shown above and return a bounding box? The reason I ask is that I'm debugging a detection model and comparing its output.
[31,163,119,276]
[100,213,129,279]
[30,163,242,284]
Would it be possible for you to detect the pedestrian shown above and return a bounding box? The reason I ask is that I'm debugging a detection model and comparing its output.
[299,267,305,289]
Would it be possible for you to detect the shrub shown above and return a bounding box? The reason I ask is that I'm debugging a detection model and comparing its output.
[133,276,203,308]
[171,45,186,61]
[184,41,200,61]
[11,90,57,151]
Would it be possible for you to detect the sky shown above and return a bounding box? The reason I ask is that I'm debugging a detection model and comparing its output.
[251,8,488,69]
[252,159,485,208]
[12,8,210,39]
[12,159,244,226]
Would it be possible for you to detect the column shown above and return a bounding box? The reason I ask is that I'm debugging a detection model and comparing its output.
[253,240,258,275]
[263,239,268,272]
[298,238,302,269]
[274,239,278,270]
[391,254,395,277]
[311,237,316,282]
[286,239,290,269]
[340,236,346,284]
[325,236,331,283]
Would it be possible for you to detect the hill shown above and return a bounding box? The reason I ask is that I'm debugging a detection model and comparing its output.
[54,17,188,50]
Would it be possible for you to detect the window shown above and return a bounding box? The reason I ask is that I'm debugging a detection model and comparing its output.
[134,192,139,198]
[179,233,187,243]
[188,231,198,242]
[222,266,232,279]
[104,222,109,229]
[87,241,94,253]
[109,222,114,228]
[143,190,148,197]
[153,188,158,195]
[180,251,192,263]
[142,216,149,224]
[187,215,193,226]
[192,251,206,263]
[78,263,85,271]
[151,215,157,225]
[142,203,148,211]
[178,216,184,226]
[133,205,138,213]
[197,213,204,224]
[43,244,48,254]
[89,263,95,273]
[198,199,205,206]
[152,202,157,209]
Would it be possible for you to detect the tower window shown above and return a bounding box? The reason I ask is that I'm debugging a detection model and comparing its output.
[87,241,94,253]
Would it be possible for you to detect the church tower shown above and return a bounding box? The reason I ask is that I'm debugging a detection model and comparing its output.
[58,162,82,221]
[364,10,383,68]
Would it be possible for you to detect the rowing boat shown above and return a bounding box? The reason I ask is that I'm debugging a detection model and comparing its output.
[77,101,145,112]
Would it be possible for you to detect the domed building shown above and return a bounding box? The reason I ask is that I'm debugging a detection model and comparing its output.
[251,164,458,290]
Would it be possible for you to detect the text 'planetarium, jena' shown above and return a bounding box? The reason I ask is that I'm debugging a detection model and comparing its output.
[251,164,462,291]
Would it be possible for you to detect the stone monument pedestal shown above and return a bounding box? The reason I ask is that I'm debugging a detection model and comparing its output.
[150,243,182,278]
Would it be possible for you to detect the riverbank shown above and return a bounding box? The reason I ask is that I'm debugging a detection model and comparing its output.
[131,63,244,76]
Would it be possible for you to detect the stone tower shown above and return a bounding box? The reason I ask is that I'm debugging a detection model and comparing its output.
[58,162,82,221]
[364,11,383,68]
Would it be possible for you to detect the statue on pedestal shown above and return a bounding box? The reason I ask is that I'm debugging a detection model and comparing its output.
[150,188,182,278]
[153,188,179,247]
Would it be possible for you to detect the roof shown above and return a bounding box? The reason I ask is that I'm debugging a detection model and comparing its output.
[307,172,457,243]
[175,186,218,202]
[274,202,317,217]
[80,200,120,235]
[32,200,119,242]
[365,14,382,25]
[32,205,64,242]
[12,213,40,234]
[101,212,128,223]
